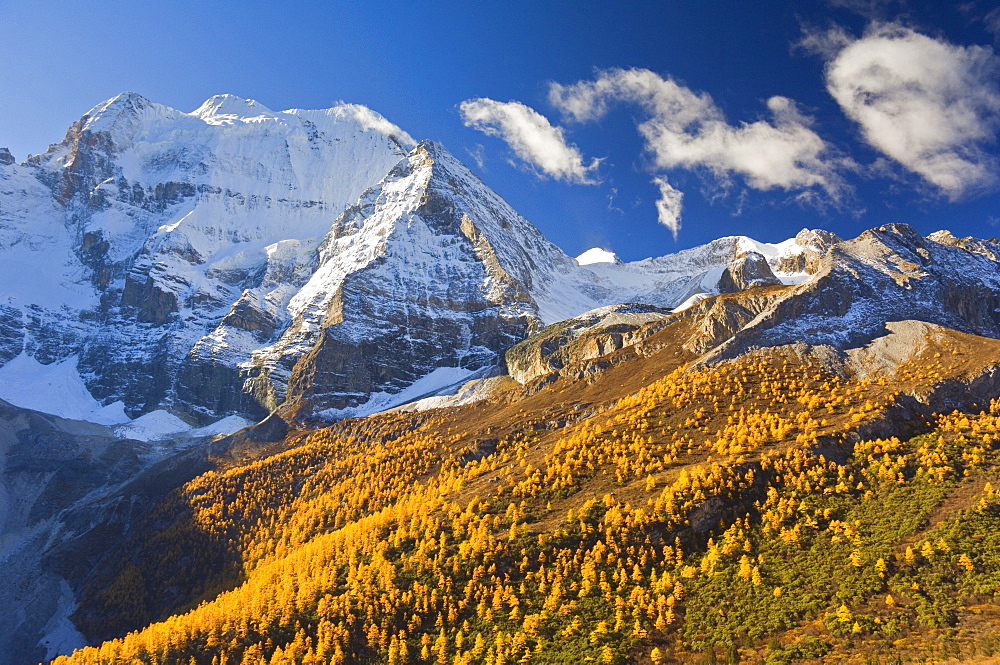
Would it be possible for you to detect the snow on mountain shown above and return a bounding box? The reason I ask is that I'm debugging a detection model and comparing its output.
[67,91,412,276]
[112,410,250,442]
[0,353,129,425]
[1,92,415,424]
[693,223,1000,365]
[234,137,836,418]
[557,232,832,323]
[504,223,1000,390]
[672,292,713,313]
[0,163,96,311]
[0,351,248,438]
[316,366,481,421]
[242,140,581,417]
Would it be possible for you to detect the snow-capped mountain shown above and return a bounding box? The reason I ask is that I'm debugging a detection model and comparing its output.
[695,223,1000,363]
[503,224,1000,391]
[0,92,842,427]
[1,93,412,426]
[9,92,991,428]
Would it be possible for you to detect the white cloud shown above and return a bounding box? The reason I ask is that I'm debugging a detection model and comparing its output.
[458,98,600,184]
[652,176,683,239]
[548,68,850,200]
[821,24,1000,199]
[343,104,417,148]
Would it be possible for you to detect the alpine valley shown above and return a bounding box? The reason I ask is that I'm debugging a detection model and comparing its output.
[2,94,1000,664]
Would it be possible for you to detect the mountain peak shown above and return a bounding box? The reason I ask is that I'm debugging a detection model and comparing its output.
[81,92,154,130]
[76,92,180,152]
[192,94,275,121]
[89,91,153,112]
[862,222,925,246]
[794,228,841,248]
[576,247,621,265]
[407,140,460,169]
[417,139,447,154]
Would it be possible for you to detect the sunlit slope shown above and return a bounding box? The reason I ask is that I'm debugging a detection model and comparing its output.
[55,327,1000,664]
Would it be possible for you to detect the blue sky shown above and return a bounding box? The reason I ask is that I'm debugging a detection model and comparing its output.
[1,0,998,261]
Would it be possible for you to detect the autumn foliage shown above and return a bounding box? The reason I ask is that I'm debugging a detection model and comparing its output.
[52,352,1000,664]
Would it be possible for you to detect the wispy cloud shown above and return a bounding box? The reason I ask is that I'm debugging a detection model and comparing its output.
[465,143,486,169]
[345,105,417,148]
[548,68,851,201]
[607,187,625,215]
[652,176,683,239]
[987,7,1000,40]
[815,24,1000,199]
[824,0,909,21]
[458,98,600,184]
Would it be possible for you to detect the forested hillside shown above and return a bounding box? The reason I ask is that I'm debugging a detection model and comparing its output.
[50,326,1000,664]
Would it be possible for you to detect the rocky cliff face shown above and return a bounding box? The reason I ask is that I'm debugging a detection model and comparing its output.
[717,250,781,293]
[701,223,1000,363]
[505,304,673,385]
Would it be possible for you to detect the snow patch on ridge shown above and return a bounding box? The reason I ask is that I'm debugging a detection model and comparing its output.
[775,271,811,285]
[0,353,249,439]
[316,366,479,421]
[0,354,130,425]
[113,411,192,441]
[672,292,712,313]
[191,414,253,438]
[191,94,276,123]
[113,411,250,442]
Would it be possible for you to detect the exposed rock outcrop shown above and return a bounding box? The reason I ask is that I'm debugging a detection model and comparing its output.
[505,304,672,385]
[770,228,840,274]
[702,223,1000,364]
[717,250,781,293]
